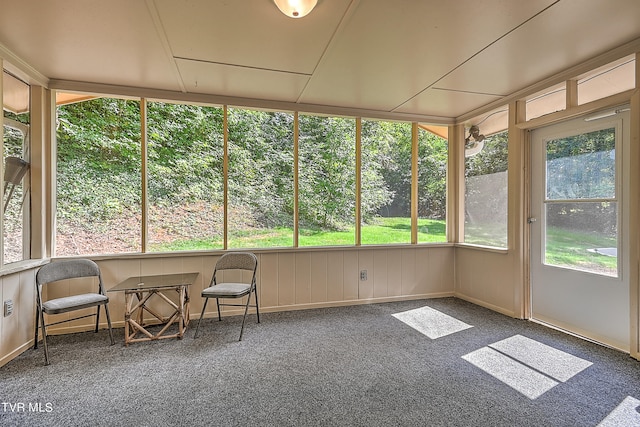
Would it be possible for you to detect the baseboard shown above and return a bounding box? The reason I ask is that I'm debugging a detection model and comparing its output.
[454,293,515,318]
[192,292,456,319]
[0,340,36,368]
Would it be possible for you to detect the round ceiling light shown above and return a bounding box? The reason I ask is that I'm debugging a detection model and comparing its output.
[273,0,318,18]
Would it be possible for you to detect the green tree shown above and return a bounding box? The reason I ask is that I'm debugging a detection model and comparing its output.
[299,115,356,229]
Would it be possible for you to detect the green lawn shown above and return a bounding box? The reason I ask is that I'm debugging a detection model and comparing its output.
[148,217,447,251]
[135,220,619,278]
[545,226,618,276]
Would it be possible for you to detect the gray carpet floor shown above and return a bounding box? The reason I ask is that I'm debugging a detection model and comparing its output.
[1,297,639,426]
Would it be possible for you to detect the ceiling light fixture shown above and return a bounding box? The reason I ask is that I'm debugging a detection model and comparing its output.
[273,0,318,18]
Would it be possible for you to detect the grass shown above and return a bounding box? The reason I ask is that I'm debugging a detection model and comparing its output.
[545,226,618,276]
[148,217,447,251]
[147,221,618,278]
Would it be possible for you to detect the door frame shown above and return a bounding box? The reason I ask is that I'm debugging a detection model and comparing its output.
[529,112,629,351]
[516,96,640,360]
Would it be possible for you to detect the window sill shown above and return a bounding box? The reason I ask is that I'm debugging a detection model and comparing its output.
[0,259,50,278]
[52,243,456,261]
[454,243,509,254]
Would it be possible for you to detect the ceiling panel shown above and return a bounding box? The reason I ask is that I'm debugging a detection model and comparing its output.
[0,0,639,120]
[299,0,557,111]
[395,88,502,118]
[176,58,310,103]
[0,0,181,91]
[155,0,352,75]
[436,0,640,97]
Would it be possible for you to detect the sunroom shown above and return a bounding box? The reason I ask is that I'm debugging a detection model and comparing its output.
[1,0,640,372]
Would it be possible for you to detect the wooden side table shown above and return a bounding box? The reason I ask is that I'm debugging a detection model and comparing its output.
[109,273,198,345]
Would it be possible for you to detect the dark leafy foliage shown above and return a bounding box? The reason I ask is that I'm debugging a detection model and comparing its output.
[56,98,449,239]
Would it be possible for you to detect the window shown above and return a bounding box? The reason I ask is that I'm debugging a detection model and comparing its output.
[56,95,142,256]
[298,114,356,246]
[417,126,447,243]
[55,94,450,254]
[464,114,508,248]
[578,55,635,105]
[361,119,412,245]
[526,83,566,121]
[227,107,294,248]
[147,101,224,251]
[2,71,30,264]
[544,126,618,276]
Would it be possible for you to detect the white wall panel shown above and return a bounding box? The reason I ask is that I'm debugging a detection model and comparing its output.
[401,248,417,295]
[295,252,311,304]
[277,253,296,306]
[310,252,328,303]
[358,250,374,299]
[387,249,403,297]
[455,248,516,316]
[373,250,388,298]
[327,251,344,302]
[259,253,279,309]
[343,251,359,300]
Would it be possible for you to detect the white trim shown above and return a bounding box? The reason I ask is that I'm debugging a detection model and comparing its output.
[48,79,454,125]
[0,42,48,87]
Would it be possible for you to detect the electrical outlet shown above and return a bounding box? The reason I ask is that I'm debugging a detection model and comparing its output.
[4,300,14,317]
[360,270,367,281]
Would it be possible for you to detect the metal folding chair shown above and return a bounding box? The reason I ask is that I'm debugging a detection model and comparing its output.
[194,252,260,340]
[34,259,114,365]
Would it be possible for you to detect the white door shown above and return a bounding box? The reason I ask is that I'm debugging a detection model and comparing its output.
[530,110,630,351]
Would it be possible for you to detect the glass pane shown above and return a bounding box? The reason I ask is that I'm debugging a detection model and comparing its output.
[545,128,615,200]
[361,120,411,245]
[3,71,30,264]
[545,202,617,277]
[417,126,447,243]
[578,55,635,105]
[56,96,142,255]
[147,101,224,251]
[298,115,355,246]
[526,83,566,121]
[464,130,508,248]
[227,108,294,248]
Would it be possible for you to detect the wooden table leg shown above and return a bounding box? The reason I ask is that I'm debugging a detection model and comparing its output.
[124,292,133,346]
[184,285,191,327]
[178,285,185,339]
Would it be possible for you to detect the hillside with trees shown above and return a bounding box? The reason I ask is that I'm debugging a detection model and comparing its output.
[55,98,448,254]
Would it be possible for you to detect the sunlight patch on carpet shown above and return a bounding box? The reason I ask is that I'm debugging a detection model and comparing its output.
[392,306,473,339]
[462,335,593,399]
[597,396,640,426]
[489,335,592,382]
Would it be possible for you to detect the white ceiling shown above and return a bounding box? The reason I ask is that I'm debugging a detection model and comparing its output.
[0,0,639,122]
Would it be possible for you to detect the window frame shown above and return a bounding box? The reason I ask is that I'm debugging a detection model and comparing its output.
[52,93,451,257]
[2,69,32,266]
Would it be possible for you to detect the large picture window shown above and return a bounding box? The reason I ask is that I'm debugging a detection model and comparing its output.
[56,95,142,256]
[298,114,356,247]
[361,120,412,245]
[227,108,294,248]
[464,129,508,248]
[147,101,224,252]
[55,94,449,255]
[418,126,448,243]
[3,71,31,264]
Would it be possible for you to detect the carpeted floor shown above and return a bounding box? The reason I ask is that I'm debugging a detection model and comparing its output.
[1,298,639,426]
